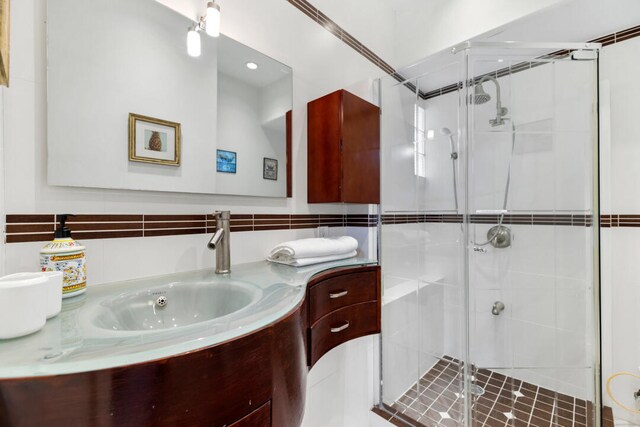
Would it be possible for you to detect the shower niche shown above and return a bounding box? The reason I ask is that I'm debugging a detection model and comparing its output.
[376,42,602,427]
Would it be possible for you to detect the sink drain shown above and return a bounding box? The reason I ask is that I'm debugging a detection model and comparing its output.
[155,296,168,307]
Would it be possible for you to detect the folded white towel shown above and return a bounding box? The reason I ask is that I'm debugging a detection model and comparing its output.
[267,250,358,267]
[269,236,358,261]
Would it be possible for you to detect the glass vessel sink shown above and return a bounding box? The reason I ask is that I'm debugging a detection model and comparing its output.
[93,282,261,332]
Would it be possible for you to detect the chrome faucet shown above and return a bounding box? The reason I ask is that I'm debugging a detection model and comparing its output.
[208,210,231,274]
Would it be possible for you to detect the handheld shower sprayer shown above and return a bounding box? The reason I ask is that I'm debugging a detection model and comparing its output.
[440,127,459,212]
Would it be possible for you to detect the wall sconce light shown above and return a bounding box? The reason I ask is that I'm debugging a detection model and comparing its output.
[187,26,202,57]
[187,1,221,57]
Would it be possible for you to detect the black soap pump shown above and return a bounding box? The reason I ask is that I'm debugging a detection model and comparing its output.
[40,214,87,298]
[54,214,73,238]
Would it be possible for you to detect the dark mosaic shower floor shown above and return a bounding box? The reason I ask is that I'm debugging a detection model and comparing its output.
[375,356,614,427]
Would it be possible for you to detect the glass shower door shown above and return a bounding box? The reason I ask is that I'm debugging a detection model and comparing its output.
[377,42,601,427]
[464,44,600,427]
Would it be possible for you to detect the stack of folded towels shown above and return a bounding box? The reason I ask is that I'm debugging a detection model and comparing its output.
[267,236,358,267]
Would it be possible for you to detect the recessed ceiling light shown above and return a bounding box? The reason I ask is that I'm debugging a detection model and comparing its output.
[246,62,258,70]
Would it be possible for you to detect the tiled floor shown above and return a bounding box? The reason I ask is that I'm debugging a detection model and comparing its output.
[377,356,613,427]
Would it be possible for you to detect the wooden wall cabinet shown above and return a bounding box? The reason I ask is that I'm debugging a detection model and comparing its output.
[307,90,380,204]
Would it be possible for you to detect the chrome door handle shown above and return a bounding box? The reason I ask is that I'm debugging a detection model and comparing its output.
[329,290,348,299]
[331,321,350,333]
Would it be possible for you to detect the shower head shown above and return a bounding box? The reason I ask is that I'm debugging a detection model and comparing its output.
[440,127,452,136]
[475,75,509,127]
[473,84,491,105]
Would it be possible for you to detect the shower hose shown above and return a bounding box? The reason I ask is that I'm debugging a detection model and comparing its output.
[472,121,516,247]
[606,371,640,414]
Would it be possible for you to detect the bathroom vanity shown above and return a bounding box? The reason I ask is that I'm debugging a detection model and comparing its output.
[0,259,379,427]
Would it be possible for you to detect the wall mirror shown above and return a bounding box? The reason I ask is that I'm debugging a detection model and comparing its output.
[47,0,292,197]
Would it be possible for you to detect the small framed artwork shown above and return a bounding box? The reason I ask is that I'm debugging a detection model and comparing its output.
[128,113,181,166]
[0,0,9,87]
[216,149,237,173]
[263,158,278,180]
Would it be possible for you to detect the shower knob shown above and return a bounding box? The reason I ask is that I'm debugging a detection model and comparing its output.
[491,301,505,316]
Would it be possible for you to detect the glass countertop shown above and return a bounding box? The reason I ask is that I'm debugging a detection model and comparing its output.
[0,258,376,378]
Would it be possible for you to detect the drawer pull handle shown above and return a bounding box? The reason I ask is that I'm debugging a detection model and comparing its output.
[331,321,350,333]
[329,290,348,299]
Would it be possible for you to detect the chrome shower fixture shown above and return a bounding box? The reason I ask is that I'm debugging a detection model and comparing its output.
[440,127,459,212]
[487,225,512,248]
[474,75,509,127]
[439,128,458,160]
[473,84,491,105]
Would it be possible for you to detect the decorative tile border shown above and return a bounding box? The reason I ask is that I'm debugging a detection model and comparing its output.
[4,212,610,243]
[286,0,416,92]
[381,213,594,227]
[600,214,640,228]
[3,213,372,244]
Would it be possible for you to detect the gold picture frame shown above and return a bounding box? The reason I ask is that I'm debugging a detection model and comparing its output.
[0,0,9,87]
[128,113,181,166]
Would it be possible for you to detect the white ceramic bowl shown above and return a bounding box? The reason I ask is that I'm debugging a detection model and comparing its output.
[0,273,48,339]
[40,271,63,319]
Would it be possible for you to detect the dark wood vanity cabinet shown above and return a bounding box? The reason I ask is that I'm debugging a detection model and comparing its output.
[306,266,381,367]
[0,265,380,427]
[307,90,380,204]
[229,401,271,427]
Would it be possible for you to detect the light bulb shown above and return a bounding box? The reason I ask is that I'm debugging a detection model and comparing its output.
[246,62,258,70]
[205,2,220,37]
[187,28,201,57]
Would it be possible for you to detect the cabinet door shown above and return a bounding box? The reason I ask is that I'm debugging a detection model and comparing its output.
[341,91,380,204]
[307,90,343,203]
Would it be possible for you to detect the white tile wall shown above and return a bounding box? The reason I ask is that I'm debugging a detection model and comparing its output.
[379,46,599,407]
[600,36,640,426]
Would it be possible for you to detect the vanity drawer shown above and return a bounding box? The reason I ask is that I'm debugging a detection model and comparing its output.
[309,301,380,366]
[309,269,378,325]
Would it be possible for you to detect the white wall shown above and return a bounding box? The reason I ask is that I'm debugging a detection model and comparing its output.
[392,0,567,67]
[0,88,5,278]
[600,36,640,425]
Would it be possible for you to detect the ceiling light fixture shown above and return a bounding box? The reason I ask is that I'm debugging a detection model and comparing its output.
[186,1,221,57]
[246,62,258,70]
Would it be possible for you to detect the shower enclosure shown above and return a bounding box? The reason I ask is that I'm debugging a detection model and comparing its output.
[377,42,601,426]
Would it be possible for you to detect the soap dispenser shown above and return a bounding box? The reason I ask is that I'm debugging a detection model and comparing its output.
[40,214,87,299]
